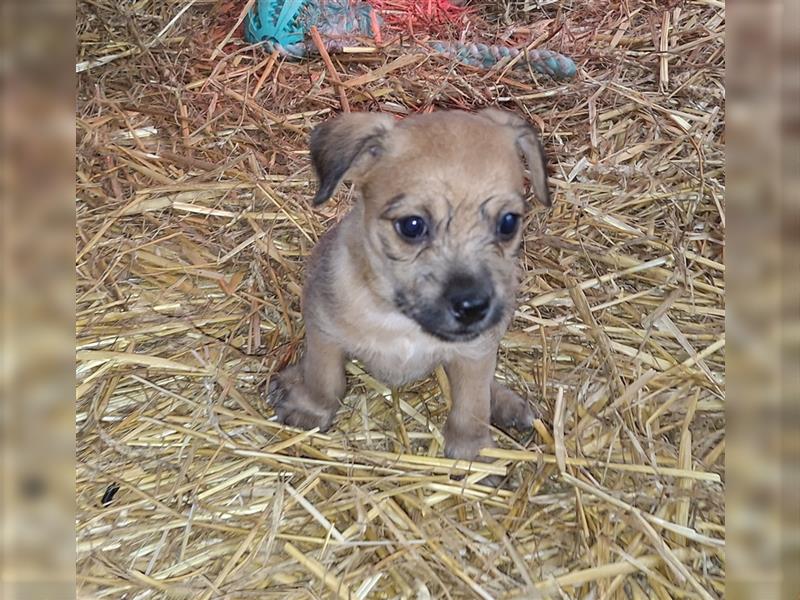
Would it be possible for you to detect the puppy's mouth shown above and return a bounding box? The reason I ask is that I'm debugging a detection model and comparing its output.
[422,326,485,343]
[393,292,504,342]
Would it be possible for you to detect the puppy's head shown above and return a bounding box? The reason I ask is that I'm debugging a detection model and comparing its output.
[309,109,550,342]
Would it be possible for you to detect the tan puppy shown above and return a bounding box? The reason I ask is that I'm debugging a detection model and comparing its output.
[268,108,550,461]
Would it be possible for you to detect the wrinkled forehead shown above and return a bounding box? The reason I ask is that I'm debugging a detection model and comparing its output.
[364,114,525,203]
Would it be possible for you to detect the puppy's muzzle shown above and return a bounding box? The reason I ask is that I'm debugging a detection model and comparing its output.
[395,272,503,342]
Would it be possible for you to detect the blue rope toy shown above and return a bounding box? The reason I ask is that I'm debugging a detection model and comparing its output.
[244,0,377,58]
[243,0,577,80]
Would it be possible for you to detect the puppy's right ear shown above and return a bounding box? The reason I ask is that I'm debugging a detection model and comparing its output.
[309,112,396,205]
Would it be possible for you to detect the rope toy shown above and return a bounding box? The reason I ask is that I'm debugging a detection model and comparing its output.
[244,0,379,58]
[429,41,577,80]
[243,0,577,80]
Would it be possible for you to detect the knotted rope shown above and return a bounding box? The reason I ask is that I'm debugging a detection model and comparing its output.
[244,0,577,80]
[428,41,576,80]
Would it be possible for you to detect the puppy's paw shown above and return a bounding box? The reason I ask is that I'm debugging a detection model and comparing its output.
[491,384,538,432]
[443,428,507,487]
[443,427,495,462]
[267,367,338,431]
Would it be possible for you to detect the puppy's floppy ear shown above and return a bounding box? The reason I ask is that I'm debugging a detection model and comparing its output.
[309,112,396,205]
[478,108,551,207]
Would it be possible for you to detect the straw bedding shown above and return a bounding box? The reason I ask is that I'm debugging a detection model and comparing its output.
[76,1,725,597]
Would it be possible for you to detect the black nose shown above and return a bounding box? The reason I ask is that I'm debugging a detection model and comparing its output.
[446,279,492,326]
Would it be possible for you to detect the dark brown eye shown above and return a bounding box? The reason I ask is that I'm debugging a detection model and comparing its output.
[497,212,521,239]
[395,216,428,241]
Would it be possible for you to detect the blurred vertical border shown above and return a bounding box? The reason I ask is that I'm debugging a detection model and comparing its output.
[727,0,799,598]
[1,0,76,598]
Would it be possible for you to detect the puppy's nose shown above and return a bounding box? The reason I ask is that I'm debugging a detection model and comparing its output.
[446,283,492,326]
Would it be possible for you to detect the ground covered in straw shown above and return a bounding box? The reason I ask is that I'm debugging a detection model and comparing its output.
[77,1,725,597]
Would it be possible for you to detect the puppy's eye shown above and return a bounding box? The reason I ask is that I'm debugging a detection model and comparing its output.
[497,212,521,239]
[394,216,428,241]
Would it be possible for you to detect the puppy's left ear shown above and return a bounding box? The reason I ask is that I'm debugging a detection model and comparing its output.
[309,112,396,205]
[479,108,551,207]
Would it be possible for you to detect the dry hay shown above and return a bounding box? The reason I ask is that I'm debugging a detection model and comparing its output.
[76,0,725,598]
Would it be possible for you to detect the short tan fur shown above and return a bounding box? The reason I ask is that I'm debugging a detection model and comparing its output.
[269,108,550,461]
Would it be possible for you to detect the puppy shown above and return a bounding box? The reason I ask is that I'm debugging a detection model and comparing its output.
[268,108,550,461]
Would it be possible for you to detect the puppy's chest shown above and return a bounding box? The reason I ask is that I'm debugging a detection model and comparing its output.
[339,311,446,386]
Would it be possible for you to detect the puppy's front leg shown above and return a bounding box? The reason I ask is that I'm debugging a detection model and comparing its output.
[442,353,497,461]
[269,325,346,431]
